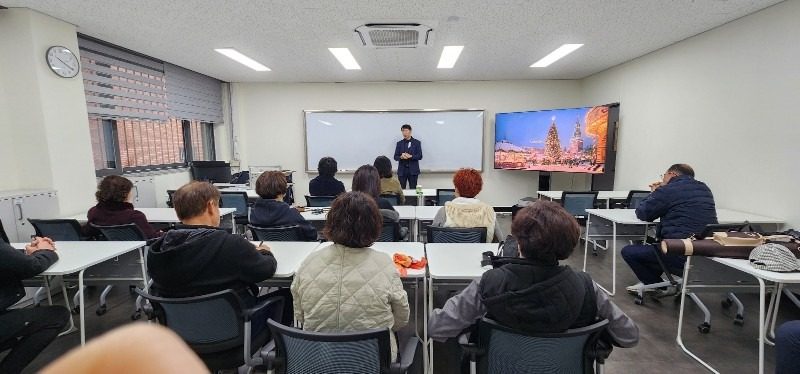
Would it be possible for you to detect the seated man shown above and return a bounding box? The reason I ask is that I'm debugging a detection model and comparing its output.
[428,201,638,347]
[0,237,70,373]
[776,320,800,374]
[622,164,717,293]
[147,181,286,337]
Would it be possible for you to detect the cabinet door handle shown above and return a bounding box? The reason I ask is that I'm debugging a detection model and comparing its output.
[15,203,24,221]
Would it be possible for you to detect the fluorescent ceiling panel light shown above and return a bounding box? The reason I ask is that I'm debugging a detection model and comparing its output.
[214,48,270,71]
[437,46,464,69]
[328,48,361,70]
[530,44,583,68]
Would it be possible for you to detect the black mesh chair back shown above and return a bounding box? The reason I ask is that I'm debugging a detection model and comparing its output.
[377,219,400,242]
[560,192,599,220]
[28,219,83,241]
[427,226,486,243]
[220,191,250,218]
[249,225,301,241]
[267,319,391,374]
[624,190,650,210]
[0,220,9,243]
[436,189,457,205]
[475,318,609,374]
[166,190,177,208]
[305,195,336,207]
[135,288,284,370]
[380,194,399,206]
[90,223,147,241]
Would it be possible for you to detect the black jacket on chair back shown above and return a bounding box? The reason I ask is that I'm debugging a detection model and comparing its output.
[478,261,598,333]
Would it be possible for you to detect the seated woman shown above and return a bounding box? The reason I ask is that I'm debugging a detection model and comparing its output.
[291,192,409,360]
[308,157,346,197]
[250,171,317,241]
[428,201,638,349]
[352,165,396,211]
[430,168,500,243]
[84,175,161,239]
[374,155,405,204]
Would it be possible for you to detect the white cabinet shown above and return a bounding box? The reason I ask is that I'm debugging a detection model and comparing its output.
[129,177,156,208]
[0,190,59,243]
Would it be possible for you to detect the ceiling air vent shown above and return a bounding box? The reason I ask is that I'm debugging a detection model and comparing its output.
[354,23,433,48]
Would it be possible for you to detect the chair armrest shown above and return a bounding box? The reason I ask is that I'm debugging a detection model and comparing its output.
[457,332,484,359]
[242,297,281,321]
[393,335,421,372]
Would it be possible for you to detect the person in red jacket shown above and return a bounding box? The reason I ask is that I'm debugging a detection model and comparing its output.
[84,176,162,239]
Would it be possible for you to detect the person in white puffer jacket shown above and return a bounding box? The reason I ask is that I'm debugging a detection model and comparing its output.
[291,191,410,361]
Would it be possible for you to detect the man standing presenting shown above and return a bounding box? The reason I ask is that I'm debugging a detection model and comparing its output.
[393,124,423,189]
[622,164,717,294]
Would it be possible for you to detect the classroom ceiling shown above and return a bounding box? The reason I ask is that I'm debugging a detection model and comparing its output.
[3,0,783,83]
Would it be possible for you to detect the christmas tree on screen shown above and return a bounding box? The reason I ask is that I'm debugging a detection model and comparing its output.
[544,116,562,164]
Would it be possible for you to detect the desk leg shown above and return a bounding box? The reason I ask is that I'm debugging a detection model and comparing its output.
[676,257,720,373]
[583,213,591,272]
[428,278,434,374]
[758,278,766,374]
[611,222,617,296]
[230,213,237,234]
[79,270,86,345]
[766,283,783,342]
[53,276,77,336]
[422,276,429,374]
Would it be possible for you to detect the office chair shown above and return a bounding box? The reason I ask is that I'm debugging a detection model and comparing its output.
[220,191,250,230]
[266,319,420,374]
[304,195,336,207]
[28,219,84,241]
[166,189,177,208]
[623,190,650,210]
[560,192,599,223]
[427,227,487,243]
[380,194,400,206]
[436,188,456,205]
[136,289,285,372]
[0,220,9,243]
[459,317,610,374]
[249,225,302,241]
[86,223,148,317]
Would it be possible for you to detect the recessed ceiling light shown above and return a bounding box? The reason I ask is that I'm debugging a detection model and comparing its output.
[437,46,464,69]
[530,44,583,68]
[214,48,271,71]
[328,48,361,70]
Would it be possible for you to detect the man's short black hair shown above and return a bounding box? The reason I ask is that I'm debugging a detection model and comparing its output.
[401,124,412,131]
[667,164,695,178]
[317,157,338,178]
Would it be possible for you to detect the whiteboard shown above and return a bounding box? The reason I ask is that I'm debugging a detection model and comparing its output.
[304,110,484,172]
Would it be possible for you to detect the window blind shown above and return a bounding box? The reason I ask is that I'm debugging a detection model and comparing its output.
[165,63,223,123]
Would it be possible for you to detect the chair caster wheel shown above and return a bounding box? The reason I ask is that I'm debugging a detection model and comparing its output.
[95,306,107,316]
[592,251,598,256]
[634,297,644,306]
[733,315,744,326]
[71,306,80,315]
[131,311,141,320]
[721,298,733,309]
[129,285,137,295]
[698,323,711,334]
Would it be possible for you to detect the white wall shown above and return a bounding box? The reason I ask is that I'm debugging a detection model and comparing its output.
[581,0,800,228]
[0,8,97,214]
[231,81,590,206]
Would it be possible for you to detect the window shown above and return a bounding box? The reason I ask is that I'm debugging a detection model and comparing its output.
[184,120,215,162]
[80,35,221,176]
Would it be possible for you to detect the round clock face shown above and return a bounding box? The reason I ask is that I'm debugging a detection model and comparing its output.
[46,46,80,78]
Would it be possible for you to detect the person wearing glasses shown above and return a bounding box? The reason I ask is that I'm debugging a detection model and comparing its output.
[622,164,717,294]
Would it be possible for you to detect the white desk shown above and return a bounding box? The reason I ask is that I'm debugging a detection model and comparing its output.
[582,208,785,296]
[250,241,320,278]
[13,241,146,345]
[65,207,239,233]
[426,243,496,372]
[678,257,800,374]
[300,206,416,222]
[538,190,633,208]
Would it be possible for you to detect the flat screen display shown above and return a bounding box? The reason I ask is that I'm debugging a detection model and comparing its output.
[494,105,611,173]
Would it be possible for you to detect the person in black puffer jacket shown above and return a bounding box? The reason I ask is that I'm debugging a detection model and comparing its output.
[428,201,638,348]
[250,171,317,241]
[622,164,717,292]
